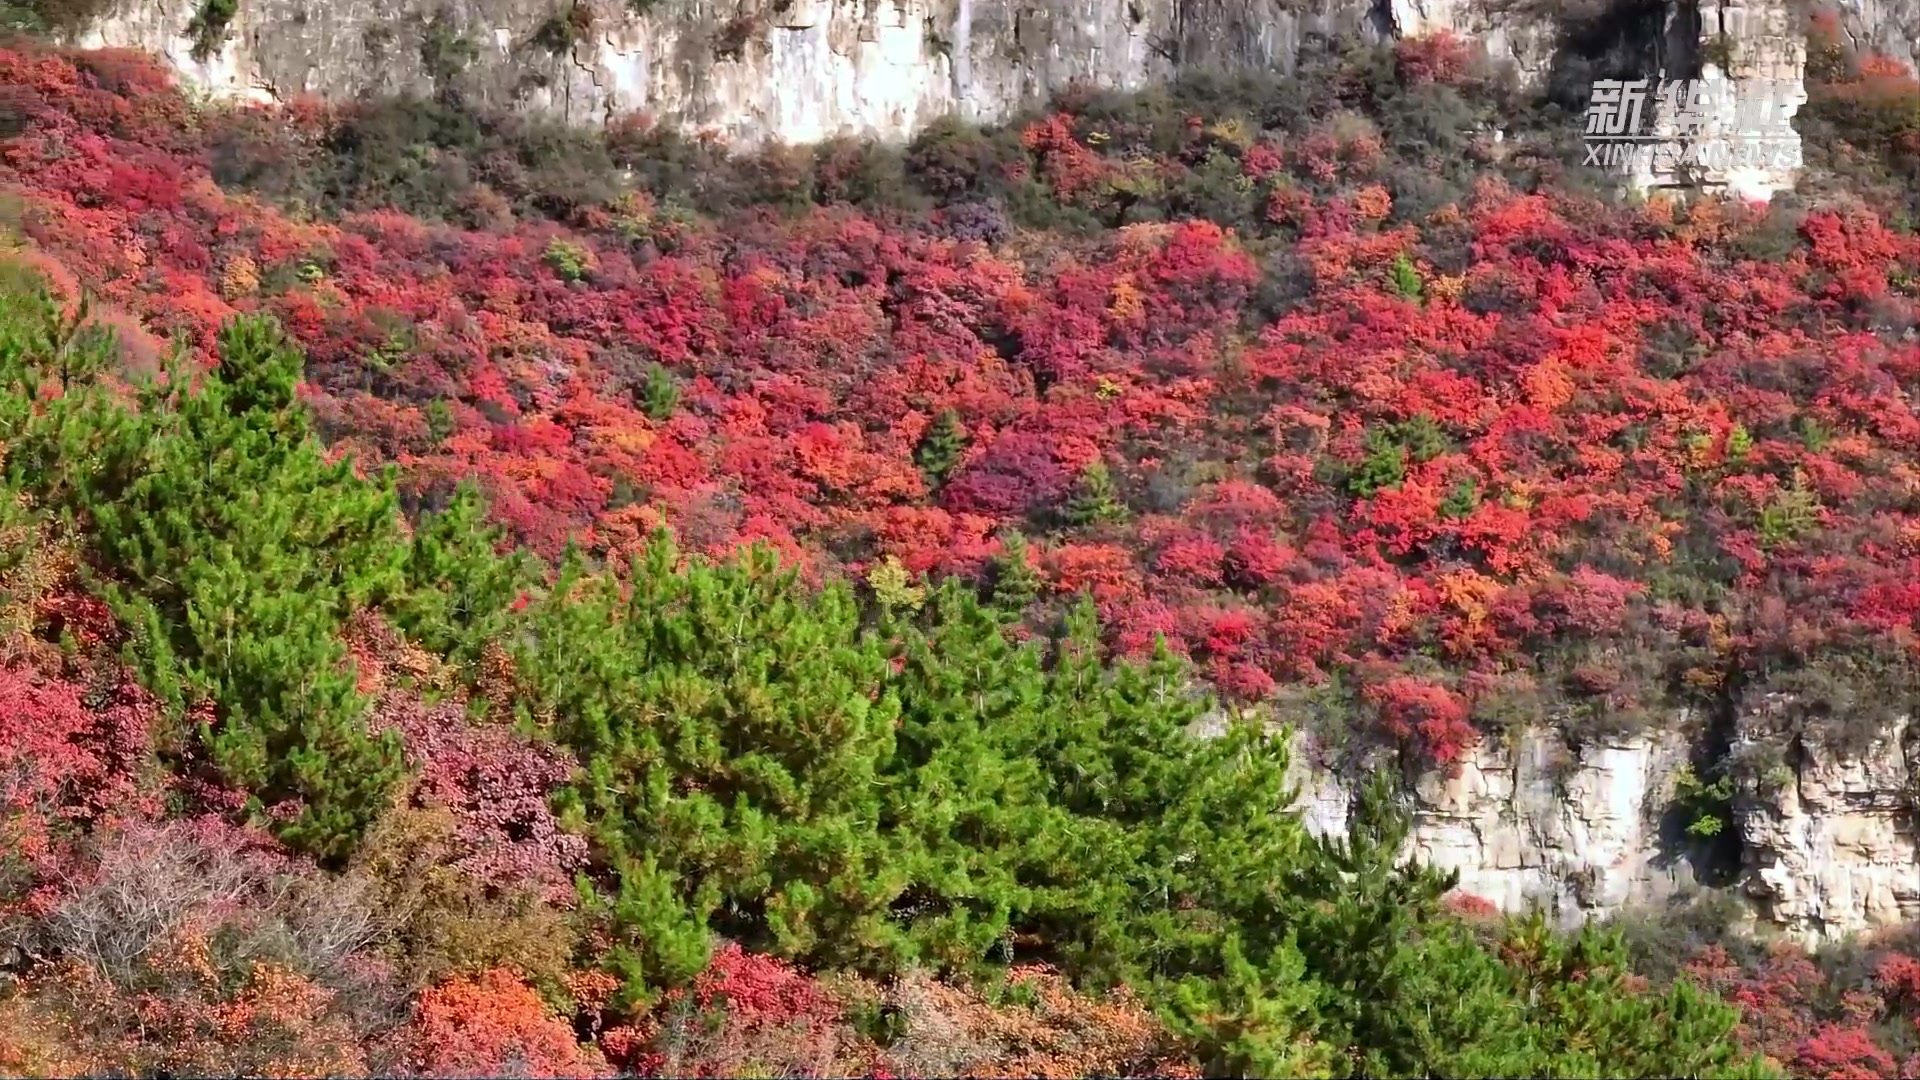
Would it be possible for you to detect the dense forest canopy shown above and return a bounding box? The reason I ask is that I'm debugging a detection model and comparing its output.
[3,11,1920,1075]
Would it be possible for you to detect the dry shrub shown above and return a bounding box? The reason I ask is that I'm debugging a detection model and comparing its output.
[350,803,579,991]
[44,818,379,984]
[0,938,368,1078]
[0,817,421,1075]
[882,966,1190,1079]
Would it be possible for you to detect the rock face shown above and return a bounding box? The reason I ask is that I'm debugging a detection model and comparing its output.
[1624,0,1807,199]
[1283,704,1920,946]
[1411,731,1701,919]
[74,0,1556,137]
[1382,0,1557,83]
[1733,714,1920,943]
[74,0,1798,173]
[1829,0,1920,72]
[77,0,1370,142]
[1289,726,1701,927]
[76,0,1820,194]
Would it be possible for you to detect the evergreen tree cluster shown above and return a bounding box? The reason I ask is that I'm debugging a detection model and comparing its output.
[0,295,411,858]
[0,270,1774,1076]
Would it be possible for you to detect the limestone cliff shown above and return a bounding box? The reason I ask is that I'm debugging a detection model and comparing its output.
[1830,0,1920,71]
[1285,726,1704,927]
[1732,712,1920,942]
[1626,0,1807,199]
[1278,706,1920,946]
[77,0,1342,142]
[77,0,1820,195]
[74,0,1792,157]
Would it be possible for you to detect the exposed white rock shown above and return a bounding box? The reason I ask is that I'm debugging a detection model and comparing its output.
[78,0,1186,143]
[1272,699,1920,948]
[1627,0,1805,200]
[75,0,274,104]
[63,0,1577,146]
[1290,726,1696,926]
[75,0,1822,203]
[1828,0,1920,72]
[1733,714,1920,943]
[1386,0,1558,84]
[1283,734,1352,840]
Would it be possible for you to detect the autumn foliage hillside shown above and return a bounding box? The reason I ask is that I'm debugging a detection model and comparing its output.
[9,35,1920,769]
[1,19,1920,1076]
[0,224,1767,1077]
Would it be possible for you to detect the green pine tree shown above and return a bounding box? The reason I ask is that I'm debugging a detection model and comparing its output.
[0,285,409,861]
[986,530,1042,619]
[1439,476,1481,521]
[525,533,905,998]
[1348,426,1407,498]
[1165,933,1338,1079]
[1397,413,1449,463]
[389,480,531,669]
[1064,459,1128,527]
[1022,602,1309,987]
[884,580,1059,973]
[914,408,967,488]
[640,362,680,422]
[1276,772,1464,1075]
[1390,251,1423,303]
[424,397,456,444]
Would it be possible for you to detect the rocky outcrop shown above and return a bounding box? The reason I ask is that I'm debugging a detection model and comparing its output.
[1829,0,1920,72]
[1411,730,1701,919]
[1625,0,1806,199]
[1289,726,1701,927]
[1277,700,1920,946]
[76,0,1346,143]
[69,0,1789,155]
[1733,714,1920,943]
[75,0,1822,194]
[76,0,1582,138]
[1383,0,1558,83]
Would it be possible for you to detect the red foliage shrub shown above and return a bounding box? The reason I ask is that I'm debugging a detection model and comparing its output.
[1366,675,1477,767]
[621,944,864,1079]
[1795,1024,1898,1080]
[1394,33,1473,86]
[0,665,157,874]
[1442,891,1501,920]
[687,942,833,1023]
[409,968,608,1078]
[1879,954,1920,1003]
[1678,940,1920,1076]
[370,691,587,902]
